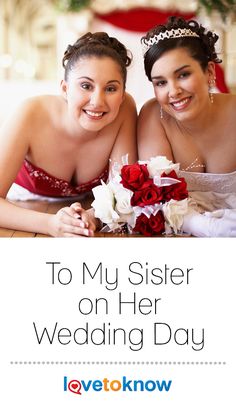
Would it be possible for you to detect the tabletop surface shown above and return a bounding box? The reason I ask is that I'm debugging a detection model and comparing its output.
[0,196,188,238]
[0,196,144,238]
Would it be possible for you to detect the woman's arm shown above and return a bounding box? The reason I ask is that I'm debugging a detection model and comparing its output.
[0,101,93,237]
[137,99,174,161]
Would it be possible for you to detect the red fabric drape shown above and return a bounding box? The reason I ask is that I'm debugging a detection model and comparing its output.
[95,8,196,32]
[215,64,230,93]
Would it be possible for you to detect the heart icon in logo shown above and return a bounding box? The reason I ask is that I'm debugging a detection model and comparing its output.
[68,380,82,395]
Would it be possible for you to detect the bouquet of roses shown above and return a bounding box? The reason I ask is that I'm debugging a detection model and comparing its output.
[92,156,190,236]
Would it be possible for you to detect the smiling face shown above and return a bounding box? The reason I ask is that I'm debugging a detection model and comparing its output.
[150,47,215,122]
[61,56,125,132]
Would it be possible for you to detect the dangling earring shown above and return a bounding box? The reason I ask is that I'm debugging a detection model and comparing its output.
[160,106,163,119]
[209,78,216,104]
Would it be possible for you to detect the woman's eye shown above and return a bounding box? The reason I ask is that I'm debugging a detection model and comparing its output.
[106,85,117,92]
[154,80,166,87]
[80,83,92,90]
[179,72,190,79]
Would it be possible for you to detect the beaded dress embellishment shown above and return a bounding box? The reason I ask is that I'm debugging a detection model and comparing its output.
[179,169,236,193]
[15,159,109,197]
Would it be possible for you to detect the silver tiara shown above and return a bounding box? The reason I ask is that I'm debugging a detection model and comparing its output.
[141,28,200,56]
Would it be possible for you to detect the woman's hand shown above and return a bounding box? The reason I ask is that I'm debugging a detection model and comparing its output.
[48,202,97,237]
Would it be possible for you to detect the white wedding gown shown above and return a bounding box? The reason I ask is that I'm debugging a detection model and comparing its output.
[179,170,236,237]
[180,170,236,212]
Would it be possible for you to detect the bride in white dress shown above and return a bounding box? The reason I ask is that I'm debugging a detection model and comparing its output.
[138,16,236,236]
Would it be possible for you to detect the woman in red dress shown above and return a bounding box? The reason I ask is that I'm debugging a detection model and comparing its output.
[0,32,137,236]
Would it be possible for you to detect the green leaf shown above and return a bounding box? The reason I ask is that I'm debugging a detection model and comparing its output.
[55,0,91,12]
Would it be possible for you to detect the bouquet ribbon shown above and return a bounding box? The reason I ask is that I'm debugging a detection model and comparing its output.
[153,176,181,186]
[133,204,162,219]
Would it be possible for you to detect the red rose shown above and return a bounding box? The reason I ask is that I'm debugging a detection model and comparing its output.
[162,171,188,201]
[121,163,149,191]
[133,211,165,236]
[131,180,164,207]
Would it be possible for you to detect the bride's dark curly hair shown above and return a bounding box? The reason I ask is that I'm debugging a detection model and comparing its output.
[63,32,132,86]
[142,16,222,81]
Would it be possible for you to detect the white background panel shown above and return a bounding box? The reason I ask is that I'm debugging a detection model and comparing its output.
[0,238,235,413]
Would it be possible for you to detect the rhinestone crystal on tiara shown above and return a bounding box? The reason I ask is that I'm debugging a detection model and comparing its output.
[141,28,200,55]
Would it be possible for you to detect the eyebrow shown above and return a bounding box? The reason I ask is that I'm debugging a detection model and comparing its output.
[78,76,121,84]
[151,65,191,80]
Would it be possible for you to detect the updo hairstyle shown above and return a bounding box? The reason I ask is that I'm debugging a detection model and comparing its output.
[63,32,132,86]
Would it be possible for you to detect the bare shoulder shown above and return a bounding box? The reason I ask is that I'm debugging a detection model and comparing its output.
[120,92,137,115]
[227,93,236,108]
[139,98,159,117]
[216,93,236,110]
[20,95,61,118]
[224,93,236,102]
[0,95,61,148]
[0,97,37,138]
[2,95,59,127]
[138,98,163,130]
[123,92,136,106]
[137,98,173,160]
[214,93,236,130]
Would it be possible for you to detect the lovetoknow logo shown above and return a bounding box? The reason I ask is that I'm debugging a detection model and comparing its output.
[64,376,172,394]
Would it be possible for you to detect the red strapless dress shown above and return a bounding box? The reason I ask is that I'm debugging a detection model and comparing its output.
[14,159,109,197]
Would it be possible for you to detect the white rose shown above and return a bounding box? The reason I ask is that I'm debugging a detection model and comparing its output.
[92,181,120,225]
[111,181,136,227]
[163,198,189,233]
[146,156,180,177]
[111,183,133,215]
